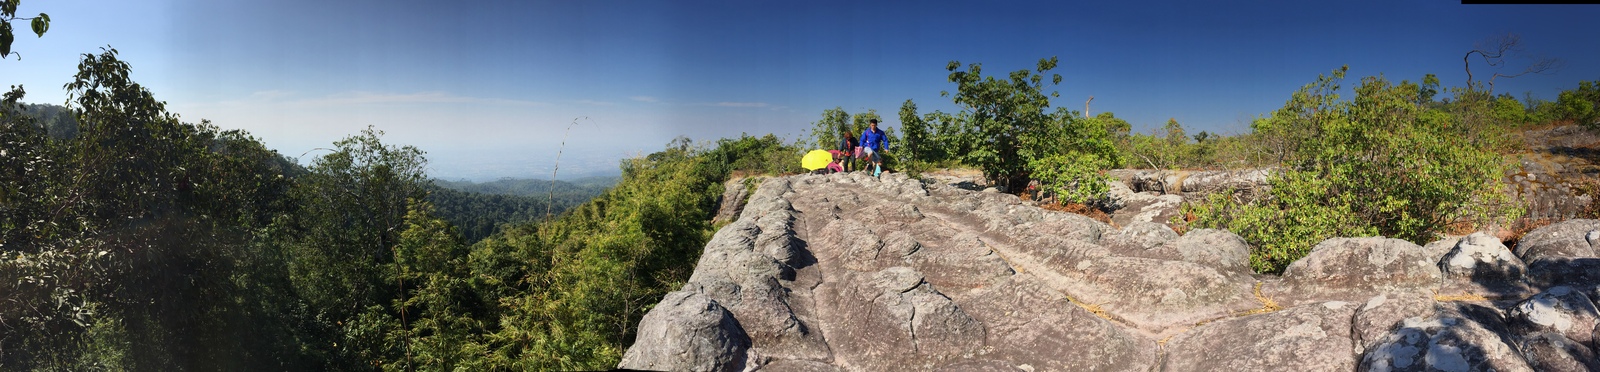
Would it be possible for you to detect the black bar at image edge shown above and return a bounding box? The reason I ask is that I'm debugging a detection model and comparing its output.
[1462,0,1600,4]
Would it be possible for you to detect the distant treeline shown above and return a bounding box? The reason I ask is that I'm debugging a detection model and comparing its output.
[424,177,613,243]
[433,176,616,197]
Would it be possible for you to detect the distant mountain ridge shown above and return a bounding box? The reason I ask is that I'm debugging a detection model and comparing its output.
[432,176,617,197]
[425,177,615,243]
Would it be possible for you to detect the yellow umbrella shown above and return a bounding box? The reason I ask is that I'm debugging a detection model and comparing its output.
[801,149,833,171]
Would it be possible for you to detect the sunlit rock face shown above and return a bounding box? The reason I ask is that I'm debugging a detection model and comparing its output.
[620,171,1600,371]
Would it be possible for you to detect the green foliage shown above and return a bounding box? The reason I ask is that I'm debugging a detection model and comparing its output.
[424,178,610,244]
[1557,80,1600,128]
[1191,67,1518,273]
[940,57,1065,189]
[894,57,1118,201]
[1189,172,1373,273]
[11,102,77,138]
[1491,94,1528,125]
[3,46,795,370]
[1161,118,1186,147]
[344,135,792,370]
[458,139,737,369]
[898,99,931,162]
[807,107,852,150]
[276,125,431,368]
[364,200,487,371]
[2,49,308,370]
[702,133,805,176]
[1106,112,1275,171]
[1027,151,1114,206]
[1,0,51,59]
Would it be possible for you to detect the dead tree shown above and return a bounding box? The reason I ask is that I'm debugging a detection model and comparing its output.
[1463,33,1562,95]
[1084,96,1094,118]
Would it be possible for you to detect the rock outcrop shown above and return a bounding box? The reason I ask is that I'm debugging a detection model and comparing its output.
[1512,125,1600,220]
[619,172,1600,371]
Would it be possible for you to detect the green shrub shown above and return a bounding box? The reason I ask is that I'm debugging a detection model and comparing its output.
[1027,151,1114,206]
[1191,67,1518,274]
[1557,80,1599,127]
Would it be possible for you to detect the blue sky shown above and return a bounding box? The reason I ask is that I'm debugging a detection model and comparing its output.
[4,0,1598,180]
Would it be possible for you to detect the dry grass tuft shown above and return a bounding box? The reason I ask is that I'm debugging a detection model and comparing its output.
[1236,282,1282,316]
[1065,295,1117,323]
[1433,293,1491,302]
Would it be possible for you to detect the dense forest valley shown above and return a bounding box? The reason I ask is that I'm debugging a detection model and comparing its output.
[5,42,1600,370]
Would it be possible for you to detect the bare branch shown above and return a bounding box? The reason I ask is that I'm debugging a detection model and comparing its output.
[1488,55,1563,94]
[1463,33,1560,95]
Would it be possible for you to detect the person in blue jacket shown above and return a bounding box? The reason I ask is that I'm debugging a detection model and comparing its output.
[861,118,889,177]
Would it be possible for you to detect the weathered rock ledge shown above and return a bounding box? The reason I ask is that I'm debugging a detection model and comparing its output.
[620,172,1600,372]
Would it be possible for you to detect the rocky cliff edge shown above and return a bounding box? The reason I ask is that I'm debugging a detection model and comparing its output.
[620,172,1600,372]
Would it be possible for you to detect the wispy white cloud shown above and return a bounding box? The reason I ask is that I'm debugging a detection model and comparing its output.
[630,96,659,103]
[712,102,770,108]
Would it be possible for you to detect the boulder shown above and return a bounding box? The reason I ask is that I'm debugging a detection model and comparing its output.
[1007,233,1109,274]
[1016,211,1110,244]
[932,359,1031,371]
[1282,237,1442,303]
[1178,169,1273,196]
[1351,293,1440,355]
[1359,303,1532,372]
[1438,232,1531,297]
[1516,219,1600,288]
[1517,332,1600,372]
[1098,221,1179,254]
[1506,286,1600,347]
[1420,236,1465,265]
[1107,191,1183,227]
[1514,219,1600,262]
[618,291,751,372]
[1147,228,1253,274]
[1162,301,1359,372]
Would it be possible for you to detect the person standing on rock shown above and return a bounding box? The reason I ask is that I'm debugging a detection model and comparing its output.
[861,118,890,177]
[837,130,859,172]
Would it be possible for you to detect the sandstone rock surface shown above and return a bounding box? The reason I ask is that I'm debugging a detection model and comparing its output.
[618,291,750,372]
[621,172,1600,371]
